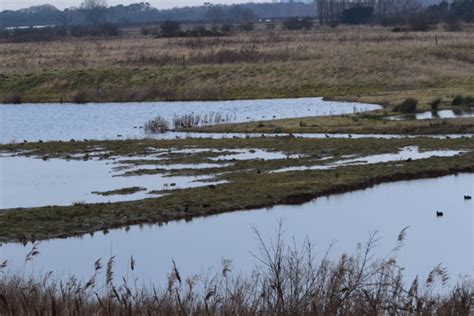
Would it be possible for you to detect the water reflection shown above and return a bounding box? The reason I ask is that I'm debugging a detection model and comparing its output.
[388,108,474,121]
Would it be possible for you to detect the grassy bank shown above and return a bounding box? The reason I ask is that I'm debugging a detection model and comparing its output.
[1,27,473,105]
[0,137,473,243]
[188,114,474,135]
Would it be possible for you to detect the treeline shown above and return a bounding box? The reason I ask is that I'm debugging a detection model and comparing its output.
[0,24,120,42]
[380,0,474,31]
[0,2,316,28]
[320,0,474,28]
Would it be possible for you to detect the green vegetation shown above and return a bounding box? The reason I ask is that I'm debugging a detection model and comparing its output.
[393,98,418,113]
[0,137,472,243]
[92,186,146,196]
[188,114,474,135]
[430,98,441,110]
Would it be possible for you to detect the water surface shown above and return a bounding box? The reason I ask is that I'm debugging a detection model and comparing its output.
[1,174,472,288]
[0,98,380,143]
[388,108,474,121]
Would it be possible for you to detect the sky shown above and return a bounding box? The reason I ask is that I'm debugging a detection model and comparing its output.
[0,0,263,11]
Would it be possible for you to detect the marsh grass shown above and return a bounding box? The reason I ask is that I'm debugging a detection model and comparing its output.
[1,27,473,103]
[0,137,473,242]
[0,224,471,314]
[92,187,146,196]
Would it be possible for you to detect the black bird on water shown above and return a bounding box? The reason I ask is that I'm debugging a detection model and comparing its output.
[464,195,472,200]
[436,211,444,217]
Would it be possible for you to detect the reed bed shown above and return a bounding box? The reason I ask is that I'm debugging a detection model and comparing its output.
[145,112,236,133]
[0,225,472,315]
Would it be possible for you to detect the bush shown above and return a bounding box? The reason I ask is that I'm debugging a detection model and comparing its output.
[283,17,314,31]
[283,17,303,30]
[239,22,254,32]
[407,13,433,31]
[430,98,441,110]
[160,20,181,37]
[72,90,88,104]
[393,98,418,113]
[3,92,22,104]
[444,15,462,32]
[220,23,233,34]
[463,96,474,106]
[451,95,464,106]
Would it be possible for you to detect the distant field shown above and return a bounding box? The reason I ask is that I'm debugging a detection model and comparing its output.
[0,25,473,105]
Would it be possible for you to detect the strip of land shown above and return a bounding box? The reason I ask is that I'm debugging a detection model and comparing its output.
[0,137,472,243]
[187,113,474,134]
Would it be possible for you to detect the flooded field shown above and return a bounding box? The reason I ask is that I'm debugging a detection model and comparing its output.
[0,98,380,143]
[388,108,474,121]
[0,156,226,209]
[1,174,472,287]
[0,146,305,209]
[272,146,466,172]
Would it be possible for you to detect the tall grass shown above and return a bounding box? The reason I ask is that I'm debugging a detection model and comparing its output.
[145,112,236,133]
[0,224,472,314]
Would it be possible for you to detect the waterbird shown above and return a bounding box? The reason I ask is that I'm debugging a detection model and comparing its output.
[348,134,352,138]
[406,158,412,162]
[23,140,28,143]
[208,185,217,190]
[436,211,444,217]
[465,195,472,200]
[325,134,330,138]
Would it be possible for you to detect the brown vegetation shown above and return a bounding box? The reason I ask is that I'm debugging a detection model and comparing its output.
[0,26,473,104]
[0,225,471,315]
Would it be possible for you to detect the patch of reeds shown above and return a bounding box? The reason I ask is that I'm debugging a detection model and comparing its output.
[0,224,471,314]
[145,112,236,133]
[144,116,170,133]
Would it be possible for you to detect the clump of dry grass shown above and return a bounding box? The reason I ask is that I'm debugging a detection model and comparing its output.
[0,224,472,314]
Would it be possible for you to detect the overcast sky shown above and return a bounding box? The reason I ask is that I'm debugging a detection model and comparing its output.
[0,0,265,11]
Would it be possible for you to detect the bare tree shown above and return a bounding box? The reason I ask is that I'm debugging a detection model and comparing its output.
[80,0,108,25]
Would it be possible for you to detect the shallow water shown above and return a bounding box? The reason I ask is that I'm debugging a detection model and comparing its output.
[129,131,474,140]
[209,148,302,161]
[388,108,474,121]
[272,146,467,173]
[0,156,223,209]
[1,174,472,288]
[0,98,380,143]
